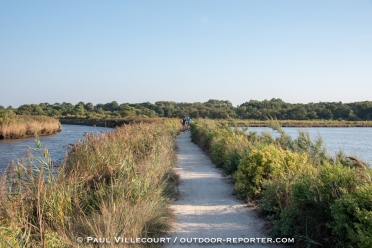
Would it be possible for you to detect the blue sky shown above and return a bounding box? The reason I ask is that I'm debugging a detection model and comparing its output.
[1,0,371,107]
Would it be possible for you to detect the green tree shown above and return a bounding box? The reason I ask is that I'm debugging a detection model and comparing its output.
[74,102,86,116]
[17,104,33,115]
[84,102,95,111]
[31,104,45,115]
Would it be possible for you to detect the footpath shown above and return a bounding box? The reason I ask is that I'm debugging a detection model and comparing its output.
[166,132,284,247]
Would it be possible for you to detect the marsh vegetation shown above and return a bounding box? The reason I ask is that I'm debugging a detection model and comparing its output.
[0,120,181,247]
[0,110,61,139]
[191,119,372,247]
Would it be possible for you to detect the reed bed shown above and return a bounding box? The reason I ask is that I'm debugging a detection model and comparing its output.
[218,119,372,127]
[0,114,61,139]
[191,119,372,248]
[59,116,176,128]
[0,120,181,247]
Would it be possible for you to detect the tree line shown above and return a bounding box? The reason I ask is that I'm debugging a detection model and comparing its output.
[1,98,371,120]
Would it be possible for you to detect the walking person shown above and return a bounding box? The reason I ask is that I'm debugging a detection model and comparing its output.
[182,116,187,132]
[186,116,191,130]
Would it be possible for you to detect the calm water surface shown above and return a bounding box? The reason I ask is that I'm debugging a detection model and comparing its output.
[246,127,372,166]
[1,126,371,173]
[0,124,112,173]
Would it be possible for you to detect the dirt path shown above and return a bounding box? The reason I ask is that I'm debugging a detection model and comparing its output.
[166,132,283,247]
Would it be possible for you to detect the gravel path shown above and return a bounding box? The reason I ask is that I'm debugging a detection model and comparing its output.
[166,132,284,247]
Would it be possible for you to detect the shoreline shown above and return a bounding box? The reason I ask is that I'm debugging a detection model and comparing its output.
[0,115,62,140]
[59,118,372,128]
[227,119,372,127]
[59,117,172,128]
[238,124,372,127]
[0,129,61,140]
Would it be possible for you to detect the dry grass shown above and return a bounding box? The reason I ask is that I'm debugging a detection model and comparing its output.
[0,115,61,139]
[0,120,181,247]
[59,116,179,128]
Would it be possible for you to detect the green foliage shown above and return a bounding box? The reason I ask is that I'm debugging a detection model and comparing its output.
[9,99,372,121]
[268,119,293,148]
[190,119,219,151]
[224,147,246,174]
[259,178,294,219]
[191,119,251,174]
[0,110,20,124]
[269,119,328,166]
[239,98,372,121]
[17,104,45,115]
[210,134,229,167]
[0,225,67,248]
[191,119,372,247]
[212,129,250,171]
[292,130,327,167]
[0,226,25,248]
[270,162,368,246]
[329,184,372,248]
[234,145,311,199]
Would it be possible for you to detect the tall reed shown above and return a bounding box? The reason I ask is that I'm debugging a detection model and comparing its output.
[0,111,61,139]
[0,120,181,247]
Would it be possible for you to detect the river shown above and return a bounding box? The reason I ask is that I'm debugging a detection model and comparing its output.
[246,127,372,166]
[0,124,112,173]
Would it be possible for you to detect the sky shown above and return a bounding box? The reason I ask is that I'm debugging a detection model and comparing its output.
[1,0,371,107]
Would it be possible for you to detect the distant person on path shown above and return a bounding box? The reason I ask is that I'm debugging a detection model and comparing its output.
[182,117,187,132]
[186,116,191,130]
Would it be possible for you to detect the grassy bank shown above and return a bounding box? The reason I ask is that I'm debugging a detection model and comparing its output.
[220,119,372,127]
[59,116,174,128]
[191,119,372,248]
[0,110,61,139]
[60,117,372,128]
[0,120,181,247]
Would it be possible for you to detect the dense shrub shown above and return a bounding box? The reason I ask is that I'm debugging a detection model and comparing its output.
[234,145,312,199]
[191,119,372,247]
[191,119,251,174]
[329,184,372,248]
[270,162,369,246]
[191,119,219,152]
[210,129,250,169]
[259,177,296,220]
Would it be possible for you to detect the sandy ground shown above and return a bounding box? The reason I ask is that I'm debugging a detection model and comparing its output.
[165,132,284,248]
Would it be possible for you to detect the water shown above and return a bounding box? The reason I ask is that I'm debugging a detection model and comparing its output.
[1,125,371,172]
[244,127,372,166]
[0,124,112,173]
